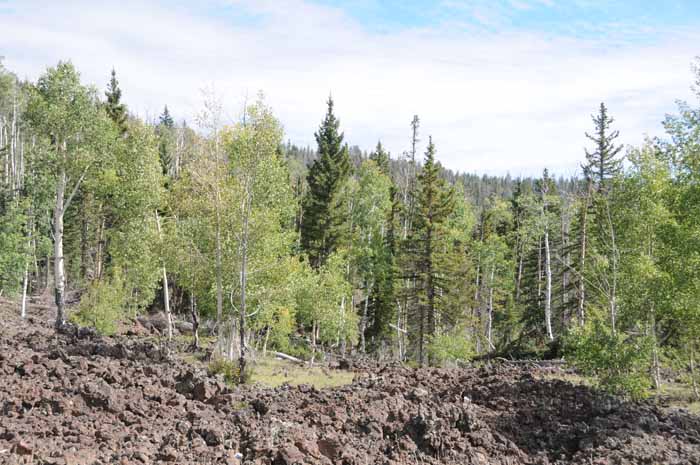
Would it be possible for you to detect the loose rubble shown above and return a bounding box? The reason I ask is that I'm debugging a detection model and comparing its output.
[1,303,699,464]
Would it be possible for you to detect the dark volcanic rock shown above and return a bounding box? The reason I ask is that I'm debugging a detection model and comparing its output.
[1,301,700,465]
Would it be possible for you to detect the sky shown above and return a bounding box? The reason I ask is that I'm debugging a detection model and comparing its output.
[1,0,700,176]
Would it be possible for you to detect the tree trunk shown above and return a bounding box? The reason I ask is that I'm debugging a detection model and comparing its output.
[190,293,199,350]
[690,346,699,401]
[263,327,270,357]
[80,196,89,281]
[544,228,554,341]
[578,181,592,326]
[215,209,223,330]
[474,254,482,354]
[20,258,29,319]
[606,203,618,336]
[44,253,51,294]
[396,299,404,360]
[487,265,495,350]
[310,321,318,366]
[54,168,67,328]
[21,213,33,319]
[238,196,250,383]
[162,266,172,340]
[537,236,543,306]
[651,310,661,390]
[155,211,173,341]
[360,282,371,353]
[95,214,105,280]
[515,251,524,303]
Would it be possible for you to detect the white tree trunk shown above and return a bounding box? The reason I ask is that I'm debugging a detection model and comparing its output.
[360,282,371,353]
[487,265,495,350]
[53,168,67,327]
[20,259,29,319]
[155,211,173,341]
[238,200,249,381]
[215,207,223,329]
[544,228,554,341]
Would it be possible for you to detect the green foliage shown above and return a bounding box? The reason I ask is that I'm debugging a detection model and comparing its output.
[208,356,253,385]
[103,120,164,310]
[294,252,356,347]
[5,56,700,396]
[0,200,28,295]
[427,329,475,366]
[583,102,623,191]
[405,137,456,364]
[564,320,653,400]
[300,96,352,268]
[349,159,394,343]
[71,271,126,335]
[105,68,127,134]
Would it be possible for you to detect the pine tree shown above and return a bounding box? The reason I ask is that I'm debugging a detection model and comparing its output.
[105,68,127,134]
[408,137,455,365]
[159,105,174,128]
[369,140,390,175]
[364,144,398,349]
[583,103,623,193]
[300,96,351,268]
[157,105,174,177]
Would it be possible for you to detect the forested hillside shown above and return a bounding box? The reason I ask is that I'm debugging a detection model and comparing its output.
[1,58,700,399]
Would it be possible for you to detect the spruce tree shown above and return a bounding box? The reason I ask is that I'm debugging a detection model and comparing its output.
[408,137,455,365]
[105,68,127,134]
[300,96,351,268]
[366,144,398,347]
[159,105,174,128]
[369,140,390,175]
[157,105,174,176]
[583,103,623,193]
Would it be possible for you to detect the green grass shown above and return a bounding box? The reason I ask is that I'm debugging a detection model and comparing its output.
[539,370,590,386]
[540,369,700,414]
[250,357,355,389]
[656,381,700,414]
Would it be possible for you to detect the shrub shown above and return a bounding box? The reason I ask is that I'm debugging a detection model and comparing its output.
[427,330,475,366]
[564,319,653,400]
[208,356,254,385]
[70,272,126,335]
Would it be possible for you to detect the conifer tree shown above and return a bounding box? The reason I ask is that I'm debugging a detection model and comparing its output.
[369,140,390,175]
[583,103,623,193]
[158,105,174,177]
[300,96,351,268]
[408,137,455,365]
[104,68,127,134]
[159,105,174,128]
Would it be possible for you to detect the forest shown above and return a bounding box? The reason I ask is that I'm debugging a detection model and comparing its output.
[1,57,700,400]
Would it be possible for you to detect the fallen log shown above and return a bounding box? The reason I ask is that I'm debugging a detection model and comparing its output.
[494,357,567,366]
[271,351,305,364]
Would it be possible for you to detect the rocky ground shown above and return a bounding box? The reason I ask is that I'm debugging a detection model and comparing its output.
[1,301,699,464]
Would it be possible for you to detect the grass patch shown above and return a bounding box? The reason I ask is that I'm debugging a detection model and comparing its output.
[656,381,700,414]
[540,369,700,414]
[250,357,354,389]
[539,370,590,386]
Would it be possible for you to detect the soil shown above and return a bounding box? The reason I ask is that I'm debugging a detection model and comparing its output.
[1,300,699,464]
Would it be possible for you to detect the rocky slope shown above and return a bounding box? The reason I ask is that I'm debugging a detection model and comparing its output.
[1,303,699,464]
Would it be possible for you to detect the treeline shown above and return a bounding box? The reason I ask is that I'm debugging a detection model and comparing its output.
[1,58,699,396]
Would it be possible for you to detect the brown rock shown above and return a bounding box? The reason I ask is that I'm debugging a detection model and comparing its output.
[317,437,342,460]
[198,425,224,446]
[12,440,32,455]
[64,449,98,465]
[295,438,321,458]
[193,380,215,402]
[158,446,179,462]
[275,445,305,465]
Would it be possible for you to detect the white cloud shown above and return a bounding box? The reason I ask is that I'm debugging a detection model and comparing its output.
[0,0,697,176]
